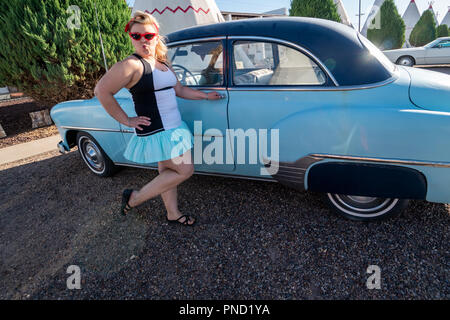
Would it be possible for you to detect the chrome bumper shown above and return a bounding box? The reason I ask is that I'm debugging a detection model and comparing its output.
[57,141,69,154]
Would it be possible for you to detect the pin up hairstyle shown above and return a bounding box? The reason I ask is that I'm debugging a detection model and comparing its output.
[125,10,168,63]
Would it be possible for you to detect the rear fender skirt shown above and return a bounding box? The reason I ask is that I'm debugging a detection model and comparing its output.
[307,162,427,199]
[266,155,427,199]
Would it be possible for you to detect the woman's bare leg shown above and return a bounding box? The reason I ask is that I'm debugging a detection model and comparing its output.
[127,150,194,220]
[157,161,181,216]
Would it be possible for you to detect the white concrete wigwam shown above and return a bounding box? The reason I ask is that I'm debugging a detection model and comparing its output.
[131,0,224,35]
[333,0,352,27]
[440,7,450,26]
[428,2,439,26]
[361,0,385,36]
[402,0,420,46]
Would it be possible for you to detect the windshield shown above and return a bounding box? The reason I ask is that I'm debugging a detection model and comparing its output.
[357,33,396,74]
[424,39,441,48]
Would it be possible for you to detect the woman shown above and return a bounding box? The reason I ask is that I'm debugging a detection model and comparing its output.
[94,11,221,226]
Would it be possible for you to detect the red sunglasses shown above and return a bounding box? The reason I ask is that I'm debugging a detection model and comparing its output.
[129,32,157,41]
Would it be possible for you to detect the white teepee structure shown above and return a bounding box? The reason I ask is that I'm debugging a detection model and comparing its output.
[361,0,385,36]
[402,0,420,45]
[440,7,450,26]
[428,3,439,26]
[333,0,352,27]
[131,0,224,35]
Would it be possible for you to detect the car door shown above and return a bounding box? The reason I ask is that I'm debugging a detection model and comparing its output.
[425,39,450,64]
[226,37,337,178]
[167,38,235,173]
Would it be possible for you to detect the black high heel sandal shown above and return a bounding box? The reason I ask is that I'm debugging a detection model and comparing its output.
[166,215,196,226]
[120,189,134,216]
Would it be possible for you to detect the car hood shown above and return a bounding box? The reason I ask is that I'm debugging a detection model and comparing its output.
[383,47,424,54]
[403,66,450,112]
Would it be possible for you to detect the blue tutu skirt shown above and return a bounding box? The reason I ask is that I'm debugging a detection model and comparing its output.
[123,121,193,164]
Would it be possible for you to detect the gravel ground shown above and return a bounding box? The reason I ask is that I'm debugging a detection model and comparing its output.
[0,97,58,149]
[0,149,448,300]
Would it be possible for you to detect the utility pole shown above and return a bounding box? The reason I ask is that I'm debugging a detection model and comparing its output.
[356,0,365,32]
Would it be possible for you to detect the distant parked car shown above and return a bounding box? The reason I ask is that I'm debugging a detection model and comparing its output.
[51,18,450,221]
[383,37,450,66]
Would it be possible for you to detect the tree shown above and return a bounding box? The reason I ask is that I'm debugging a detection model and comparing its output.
[289,0,341,23]
[0,0,133,107]
[409,10,437,47]
[437,24,449,38]
[367,0,405,50]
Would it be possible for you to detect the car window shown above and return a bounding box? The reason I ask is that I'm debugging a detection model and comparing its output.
[358,33,396,74]
[436,40,450,48]
[425,39,441,48]
[168,41,224,87]
[232,41,327,86]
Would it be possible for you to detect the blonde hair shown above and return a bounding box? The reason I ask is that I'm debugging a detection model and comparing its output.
[126,10,168,64]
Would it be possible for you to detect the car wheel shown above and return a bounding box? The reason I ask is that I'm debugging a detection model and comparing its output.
[325,193,409,221]
[76,132,117,177]
[396,56,415,67]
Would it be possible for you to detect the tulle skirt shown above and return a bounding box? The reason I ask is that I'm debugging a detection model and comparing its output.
[123,121,193,164]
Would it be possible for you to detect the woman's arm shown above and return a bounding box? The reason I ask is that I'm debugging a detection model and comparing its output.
[174,83,222,100]
[169,66,222,101]
[94,59,151,130]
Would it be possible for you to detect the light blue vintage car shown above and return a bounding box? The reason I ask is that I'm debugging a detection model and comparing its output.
[50,17,450,221]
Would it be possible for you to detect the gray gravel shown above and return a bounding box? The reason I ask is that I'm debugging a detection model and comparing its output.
[0,150,448,300]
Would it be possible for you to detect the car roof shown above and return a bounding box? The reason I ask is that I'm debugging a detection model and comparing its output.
[166,17,392,86]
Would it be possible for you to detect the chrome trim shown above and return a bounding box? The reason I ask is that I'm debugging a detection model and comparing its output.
[227,76,397,92]
[60,126,121,133]
[194,134,224,137]
[228,36,339,87]
[184,87,227,91]
[113,162,276,182]
[310,153,450,168]
[265,153,450,170]
[120,130,223,137]
[167,37,227,47]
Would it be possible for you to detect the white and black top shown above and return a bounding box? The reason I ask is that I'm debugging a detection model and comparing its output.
[129,53,181,136]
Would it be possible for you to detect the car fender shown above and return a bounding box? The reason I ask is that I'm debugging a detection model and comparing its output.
[50,96,128,160]
[269,105,450,202]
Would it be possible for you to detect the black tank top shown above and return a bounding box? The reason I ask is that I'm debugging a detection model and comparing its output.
[129,53,175,136]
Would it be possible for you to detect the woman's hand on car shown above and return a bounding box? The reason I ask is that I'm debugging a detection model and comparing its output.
[127,116,151,130]
[206,91,223,100]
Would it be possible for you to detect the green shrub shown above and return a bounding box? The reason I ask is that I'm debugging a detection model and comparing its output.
[0,0,133,107]
[410,10,437,47]
[289,0,341,23]
[367,0,405,50]
[437,24,449,37]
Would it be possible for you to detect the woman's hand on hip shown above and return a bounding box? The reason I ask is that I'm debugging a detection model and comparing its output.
[127,116,151,130]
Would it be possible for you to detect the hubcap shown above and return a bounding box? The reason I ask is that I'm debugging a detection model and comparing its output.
[79,137,105,173]
[346,195,377,203]
[327,193,399,218]
[398,57,413,66]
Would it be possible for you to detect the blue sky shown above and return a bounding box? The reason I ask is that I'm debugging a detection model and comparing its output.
[126,0,450,27]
